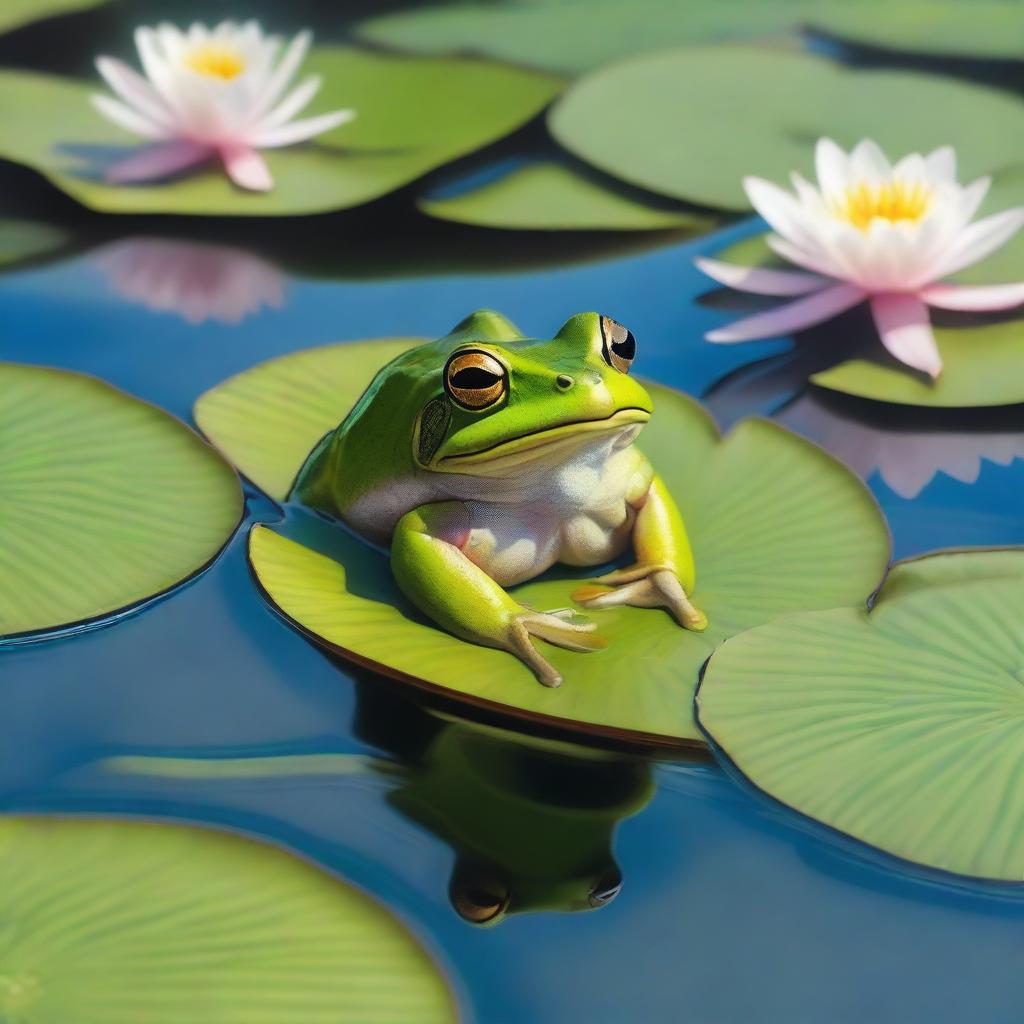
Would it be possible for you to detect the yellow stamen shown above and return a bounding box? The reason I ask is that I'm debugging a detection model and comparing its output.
[184,43,246,80]
[832,179,932,231]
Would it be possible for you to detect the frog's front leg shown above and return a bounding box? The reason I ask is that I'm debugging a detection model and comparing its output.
[571,474,708,631]
[392,502,606,687]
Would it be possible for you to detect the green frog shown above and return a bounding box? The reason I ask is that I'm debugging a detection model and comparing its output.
[295,310,706,686]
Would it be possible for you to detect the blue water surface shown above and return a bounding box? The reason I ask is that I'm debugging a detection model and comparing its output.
[4,220,1024,1023]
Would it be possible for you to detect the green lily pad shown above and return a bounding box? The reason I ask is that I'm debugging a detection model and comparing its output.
[0,815,456,1021]
[697,548,1024,883]
[0,49,562,216]
[357,0,1024,74]
[1,364,242,640]
[0,0,108,35]
[197,336,888,747]
[419,158,719,232]
[549,46,1024,211]
[0,219,70,267]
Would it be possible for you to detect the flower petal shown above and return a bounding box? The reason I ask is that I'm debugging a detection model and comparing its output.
[705,283,865,343]
[105,139,213,183]
[135,26,186,118]
[248,30,312,122]
[258,75,322,131]
[870,293,942,378]
[91,94,169,139]
[743,176,821,251]
[815,137,849,195]
[247,109,354,148]
[95,56,174,130]
[932,207,1024,279]
[920,282,1024,311]
[849,139,892,184]
[220,143,273,191]
[694,257,831,296]
[923,145,956,183]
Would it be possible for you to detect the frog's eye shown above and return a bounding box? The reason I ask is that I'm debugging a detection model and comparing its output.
[587,865,623,908]
[599,315,636,374]
[450,865,510,924]
[444,350,507,410]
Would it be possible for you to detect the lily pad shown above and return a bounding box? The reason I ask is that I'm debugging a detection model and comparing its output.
[197,336,888,747]
[0,219,70,267]
[1,364,242,640]
[419,157,717,232]
[697,548,1024,883]
[0,49,563,216]
[549,46,1024,211]
[357,0,1024,74]
[0,0,108,36]
[0,815,456,1021]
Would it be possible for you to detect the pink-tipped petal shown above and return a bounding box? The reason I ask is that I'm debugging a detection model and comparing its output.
[706,283,865,343]
[105,139,213,183]
[248,109,354,148]
[870,293,942,378]
[220,144,273,191]
[920,282,1024,311]
[932,207,1024,279]
[91,94,169,139]
[694,257,831,296]
[95,56,174,129]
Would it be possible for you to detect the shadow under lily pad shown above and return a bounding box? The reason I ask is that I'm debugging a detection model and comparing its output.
[196,335,889,747]
[697,547,1024,884]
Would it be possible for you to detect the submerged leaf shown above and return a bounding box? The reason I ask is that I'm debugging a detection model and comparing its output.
[0,815,457,1022]
[0,364,242,639]
[199,338,889,746]
[698,548,1024,882]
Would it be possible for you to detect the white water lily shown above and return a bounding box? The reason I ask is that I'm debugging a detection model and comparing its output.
[697,139,1024,378]
[92,21,353,192]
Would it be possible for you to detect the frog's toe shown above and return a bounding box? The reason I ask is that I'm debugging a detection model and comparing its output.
[509,611,607,687]
[573,571,708,632]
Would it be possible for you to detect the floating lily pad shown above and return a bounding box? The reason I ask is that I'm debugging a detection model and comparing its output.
[697,548,1024,883]
[550,47,1024,211]
[0,219,70,267]
[0,0,108,35]
[1,364,242,640]
[0,49,562,216]
[358,0,1024,74]
[419,157,719,232]
[197,338,888,746]
[0,816,456,1021]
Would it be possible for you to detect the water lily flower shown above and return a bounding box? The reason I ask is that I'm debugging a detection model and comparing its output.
[696,139,1024,378]
[93,238,285,325]
[92,21,353,192]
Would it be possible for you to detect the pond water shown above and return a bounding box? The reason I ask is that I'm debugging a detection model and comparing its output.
[4,215,1024,1022]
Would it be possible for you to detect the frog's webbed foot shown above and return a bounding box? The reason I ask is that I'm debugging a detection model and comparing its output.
[509,609,607,688]
[572,565,708,632]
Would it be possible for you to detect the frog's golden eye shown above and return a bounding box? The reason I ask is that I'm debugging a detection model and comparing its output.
[444,350,507,410]
[599,315,636,374]
[450,865,510,925]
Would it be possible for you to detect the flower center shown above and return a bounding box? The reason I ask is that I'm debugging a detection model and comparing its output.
[184,44,246,80]
[833,179,932,231]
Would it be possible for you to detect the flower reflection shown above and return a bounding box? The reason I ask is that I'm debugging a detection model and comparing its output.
[93,237,285,324]
[697,139,1024,378]
[778,391,1024,499]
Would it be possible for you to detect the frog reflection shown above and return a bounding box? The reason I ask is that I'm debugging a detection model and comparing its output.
[353,677,654,924]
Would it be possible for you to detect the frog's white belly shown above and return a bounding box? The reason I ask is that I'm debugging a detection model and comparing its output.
[459,444,646,587]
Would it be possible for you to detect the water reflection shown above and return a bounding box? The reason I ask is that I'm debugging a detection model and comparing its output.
[91,237,285,325]
[353,678,655,924]
[777,391,1024,498]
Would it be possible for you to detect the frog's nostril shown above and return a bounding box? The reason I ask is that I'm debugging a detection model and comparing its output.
[556,374,574,391]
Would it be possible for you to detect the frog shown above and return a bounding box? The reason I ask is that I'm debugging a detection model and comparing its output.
[294,310,707,687]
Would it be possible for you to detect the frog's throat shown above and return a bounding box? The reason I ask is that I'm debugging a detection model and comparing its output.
[437,407,650,470]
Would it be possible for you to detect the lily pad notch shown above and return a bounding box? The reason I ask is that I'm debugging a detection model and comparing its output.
[697,547,1024,885]
[196,331,889,749]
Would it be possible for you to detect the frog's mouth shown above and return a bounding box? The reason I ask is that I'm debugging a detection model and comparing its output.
[438,407,650,468]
